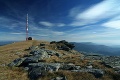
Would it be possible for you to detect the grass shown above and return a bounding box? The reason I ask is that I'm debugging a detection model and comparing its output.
[0,40,46,80]
[40,70,101,80]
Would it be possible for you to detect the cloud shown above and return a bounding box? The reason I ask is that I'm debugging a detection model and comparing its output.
[0,32,25,41]
[10,32,25,35]
[102,15,120,29]
[102,20,120,29]
[69,6,82,17]
[0,16,26,31]
[52,31,64,36]
[70,0,120,27]
[57,23,66,27]
[39,21,66,27]
[39,21,54,27]
[0,17,14,28]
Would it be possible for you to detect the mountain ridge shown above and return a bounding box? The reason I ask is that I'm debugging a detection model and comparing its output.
[71,42,120,56]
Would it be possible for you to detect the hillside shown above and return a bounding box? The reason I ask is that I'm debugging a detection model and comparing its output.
[0,40,120,80]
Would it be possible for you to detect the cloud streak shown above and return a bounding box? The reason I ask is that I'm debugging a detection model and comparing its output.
[70,0,120,27]
[39,21,54,27]
[102,20,120,29]
[39,21,66,27]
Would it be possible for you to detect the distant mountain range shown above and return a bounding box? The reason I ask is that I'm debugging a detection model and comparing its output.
[72,42,120,56]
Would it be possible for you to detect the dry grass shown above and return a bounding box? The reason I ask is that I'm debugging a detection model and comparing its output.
[0,40,49,80]
[40,70,101,80]
[0,40,117,80]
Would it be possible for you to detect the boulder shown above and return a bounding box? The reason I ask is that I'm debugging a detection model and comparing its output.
[55,53,63,57]
[57,40,68,44]
[51,76,67,80]
[40,43,45,46]
[23,53,50,65]
[30,49,48,56]
[28,62,61,80]
[8,58,26,67]
[23,56,40,63]
[46,50,57,55]
[50,40,75,50]
[29,46,39,51]
[28,67,47,80]
[89,69,104,78]
[60,45,70,51]
[28,62,61,72]
[61,63,80,70]
[86,65,93,69]
[57,40,75,50]
[50,41,56,44]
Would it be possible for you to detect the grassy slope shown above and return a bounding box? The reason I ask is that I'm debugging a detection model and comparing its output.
[0,40,48,80]
[0,40,118,80]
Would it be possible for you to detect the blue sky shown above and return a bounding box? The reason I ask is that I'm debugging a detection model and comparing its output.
[0,0,120,45]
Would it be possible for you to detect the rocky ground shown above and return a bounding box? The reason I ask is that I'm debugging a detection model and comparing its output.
[0,40,120,80]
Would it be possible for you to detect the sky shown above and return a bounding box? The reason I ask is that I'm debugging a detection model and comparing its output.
[0,0,120,45]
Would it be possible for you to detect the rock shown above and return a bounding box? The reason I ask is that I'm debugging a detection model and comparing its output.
[57,40,68,44]
[28,63,61,80]
[30,49,49,57]
[28,62,61,72]
[90,69,104,78]
[61,63,80,70]
[50,40,75,51]
[57,40,75,50]
[28,67,47,80]
[29,46,39,51]
[40,43,46,49]
[40,43,45,46]
[46,50,56,55]
[24,67,29,71]
[8,58,26,67]
[15,52,22,55]
[74,66,81,70]
[23,56,40,63]
[51,76,67,80]
[86,65,93,69]
[50,41,56,44]
[23,54,50,65]
[0,64,6,67]
[55,53,62,57]
[55,77,63,80]
[60,45,70,51]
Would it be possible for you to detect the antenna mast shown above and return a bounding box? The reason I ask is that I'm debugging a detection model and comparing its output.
[26,14,28,41]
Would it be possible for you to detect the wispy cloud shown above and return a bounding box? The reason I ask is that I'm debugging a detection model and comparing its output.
[39,21,54,27]
[0,16,26,31]
[57,23,66,27]
[70,0,120,27]
[0,32,25,41]
[39,21,66,27]
[102,20,120,29]
[102,15,120,29]
[10,32,25,35]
